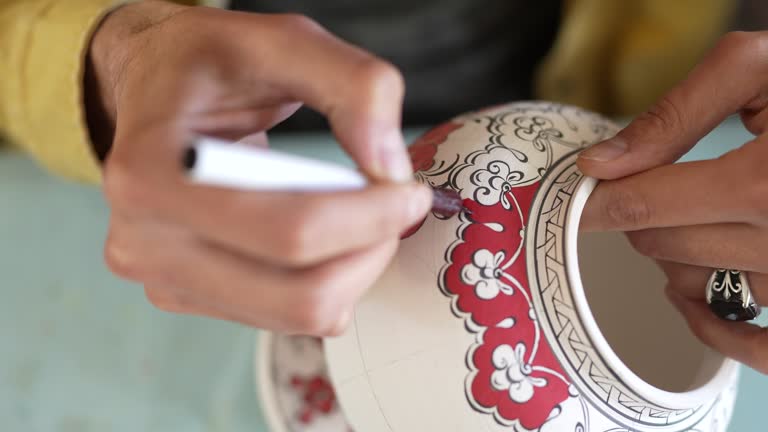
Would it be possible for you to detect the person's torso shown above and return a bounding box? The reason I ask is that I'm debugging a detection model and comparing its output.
[230,0,562,129]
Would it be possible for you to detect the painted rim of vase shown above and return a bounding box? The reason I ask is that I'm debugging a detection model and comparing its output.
[564,174,739,409]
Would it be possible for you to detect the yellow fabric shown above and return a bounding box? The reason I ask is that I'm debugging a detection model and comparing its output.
[0,0,735,184]
[537,0,734,115]
[0,0,118,183]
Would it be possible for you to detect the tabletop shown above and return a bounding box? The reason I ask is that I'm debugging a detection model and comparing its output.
[1,120,767,432]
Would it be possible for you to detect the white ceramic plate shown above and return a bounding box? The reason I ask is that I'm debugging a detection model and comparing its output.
[255,332,352,432]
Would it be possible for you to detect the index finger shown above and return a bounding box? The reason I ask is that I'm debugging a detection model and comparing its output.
[231,12,413,182]
[580,145,759,232]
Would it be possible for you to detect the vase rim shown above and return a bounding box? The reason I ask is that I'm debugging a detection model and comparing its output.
[565,176,739,409]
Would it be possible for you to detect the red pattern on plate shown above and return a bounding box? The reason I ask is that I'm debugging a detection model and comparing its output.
[290,374,337,425]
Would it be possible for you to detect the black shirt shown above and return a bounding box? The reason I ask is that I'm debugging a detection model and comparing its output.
[230,0,562,129]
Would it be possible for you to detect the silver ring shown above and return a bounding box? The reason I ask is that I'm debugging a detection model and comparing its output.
[706,269,760,321]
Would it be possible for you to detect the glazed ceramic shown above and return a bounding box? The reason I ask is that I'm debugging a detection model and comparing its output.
[256,333,352,432]
[322,101,739,432]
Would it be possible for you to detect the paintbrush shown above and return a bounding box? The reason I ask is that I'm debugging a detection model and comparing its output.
[182,135,470,218]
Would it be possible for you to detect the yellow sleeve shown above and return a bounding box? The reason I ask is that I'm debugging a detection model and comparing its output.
[536,0,735,116]
[0,0,120,184]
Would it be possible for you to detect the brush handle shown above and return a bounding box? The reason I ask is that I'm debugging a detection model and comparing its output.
[183,136,467,217]
[184,136,368,191]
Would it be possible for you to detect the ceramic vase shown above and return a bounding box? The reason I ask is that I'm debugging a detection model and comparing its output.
[259,101,739,432]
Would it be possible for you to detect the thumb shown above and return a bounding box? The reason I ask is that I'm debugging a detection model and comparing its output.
[577,31,768,180]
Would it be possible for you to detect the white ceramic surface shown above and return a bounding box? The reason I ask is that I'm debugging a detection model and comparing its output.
[323,101,739,432]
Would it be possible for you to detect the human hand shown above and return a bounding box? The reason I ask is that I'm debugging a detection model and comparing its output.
[87,1,432,335]
[578,31,768,373]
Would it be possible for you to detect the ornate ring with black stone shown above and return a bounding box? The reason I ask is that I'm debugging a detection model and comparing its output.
[705,269,761,321]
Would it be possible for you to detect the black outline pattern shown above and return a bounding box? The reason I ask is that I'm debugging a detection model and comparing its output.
[526,154,734,430]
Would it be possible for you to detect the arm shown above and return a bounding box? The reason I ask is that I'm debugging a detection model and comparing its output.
[0,0,200,183]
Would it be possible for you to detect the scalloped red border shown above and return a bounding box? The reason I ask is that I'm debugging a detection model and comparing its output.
[407,121,570,429]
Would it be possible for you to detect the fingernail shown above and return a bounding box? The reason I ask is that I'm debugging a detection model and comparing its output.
[379,130,414,182]
[408,184,434,223]
[579,137,628,162]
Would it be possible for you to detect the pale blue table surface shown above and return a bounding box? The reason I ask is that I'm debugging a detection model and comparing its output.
[1,120,767,432]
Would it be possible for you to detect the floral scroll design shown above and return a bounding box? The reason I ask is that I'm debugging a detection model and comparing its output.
[443,104,612,211]
[406,103,731,431]
[462,249,516,300]
[409,121,463,173]
[445,185,574,429]
[467,160,526,209]
[406,103,613,429]
[491,343,549,404]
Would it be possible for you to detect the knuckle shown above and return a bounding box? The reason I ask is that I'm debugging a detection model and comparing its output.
[278,202,325,265]
[639,95,685,136]
[739,111,768,136]
[144,287,188,313]
[324,316,351,337]
[104,233,143,280]
[289,298,337,336]
[102,158,155,212]
[273,13,323,33]
[625,231,658,258]
[718,31,767,61]
[288,271,347,335]
[602,189,652,229]
[352,57,405,102]
[308,265,341,297]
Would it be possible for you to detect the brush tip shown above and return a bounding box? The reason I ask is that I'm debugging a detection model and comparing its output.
[430,186,469,218]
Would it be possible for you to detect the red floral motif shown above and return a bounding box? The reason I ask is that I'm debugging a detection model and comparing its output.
[405,116,570,428]
[408,121,462,171]
[290,374,337,424]
[401,121,463,240]
[443,185,571,429]
[400,218,426,240]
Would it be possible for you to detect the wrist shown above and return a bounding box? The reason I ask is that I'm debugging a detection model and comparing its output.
[84,1,188,160]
